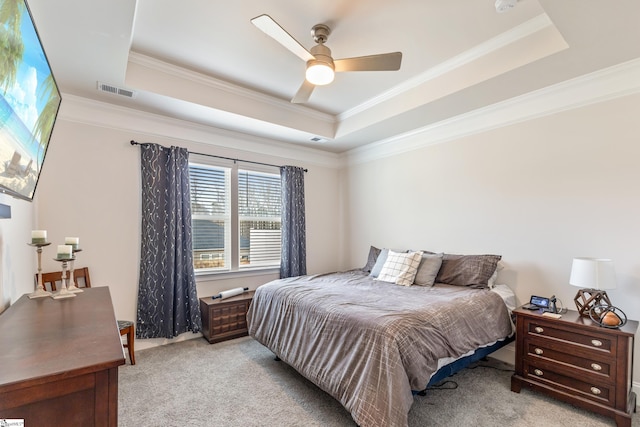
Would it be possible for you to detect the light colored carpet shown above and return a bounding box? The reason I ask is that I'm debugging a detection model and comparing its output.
[119,336,639,426]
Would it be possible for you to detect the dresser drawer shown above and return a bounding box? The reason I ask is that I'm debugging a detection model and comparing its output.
[525,318,615,355]
[525,338,614,379]
[523,360,615,407]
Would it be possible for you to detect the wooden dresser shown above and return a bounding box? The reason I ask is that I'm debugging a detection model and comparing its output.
[511,307,638,427]
[200,291,255,344]
[0,287,126,426]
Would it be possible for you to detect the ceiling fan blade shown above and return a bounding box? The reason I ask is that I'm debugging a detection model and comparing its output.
[291,80,315,103]
[334,52,402,72]
[251,14,315,62]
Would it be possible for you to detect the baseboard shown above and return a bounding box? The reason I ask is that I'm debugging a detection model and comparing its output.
[135,331,203,352]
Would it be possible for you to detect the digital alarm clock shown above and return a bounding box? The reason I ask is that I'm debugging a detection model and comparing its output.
[523,295,550,310]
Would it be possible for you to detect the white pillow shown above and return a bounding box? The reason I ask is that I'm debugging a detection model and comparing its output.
[487,260,504,289]
[376,250,423,286]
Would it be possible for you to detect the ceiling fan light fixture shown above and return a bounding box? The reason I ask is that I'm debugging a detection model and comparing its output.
[306,60,335,86]
[250,15,403,103]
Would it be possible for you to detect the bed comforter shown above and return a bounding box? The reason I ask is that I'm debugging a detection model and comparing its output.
[247,270,513,427]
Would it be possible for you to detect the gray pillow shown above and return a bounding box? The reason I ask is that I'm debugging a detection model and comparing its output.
[362,246,381,273]
[413,253,444,286]
[369,248,389,278]
[435,253,502,288]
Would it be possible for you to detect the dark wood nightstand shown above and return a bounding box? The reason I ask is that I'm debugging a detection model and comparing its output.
[200,291,255,344]
[511,307,638,427]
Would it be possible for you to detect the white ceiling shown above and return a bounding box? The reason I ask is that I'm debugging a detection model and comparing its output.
[26,0,640,153]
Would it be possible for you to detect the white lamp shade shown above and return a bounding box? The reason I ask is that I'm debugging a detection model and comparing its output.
[306,61,335,85]
[569,257,616,290]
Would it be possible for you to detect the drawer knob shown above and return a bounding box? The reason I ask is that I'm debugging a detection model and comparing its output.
[534,327,544,333]
[591,339,603,347]
[533,369,544,376]
[590,386,601,395]
[534,348,544,355]
[591,363,602,371]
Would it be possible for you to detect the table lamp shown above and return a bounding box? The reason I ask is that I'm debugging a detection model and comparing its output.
[569,257,616,317]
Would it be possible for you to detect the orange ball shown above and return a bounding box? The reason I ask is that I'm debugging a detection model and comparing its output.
[602,311,621,326]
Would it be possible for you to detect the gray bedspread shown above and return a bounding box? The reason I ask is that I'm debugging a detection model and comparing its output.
[247,270,513,427]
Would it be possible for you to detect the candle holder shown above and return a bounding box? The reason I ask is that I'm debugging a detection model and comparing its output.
[28,242,52,299]
[67,248,83,293]
[51,257,76,299]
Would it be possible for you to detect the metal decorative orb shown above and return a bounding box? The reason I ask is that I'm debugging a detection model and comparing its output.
[589,304,627,329]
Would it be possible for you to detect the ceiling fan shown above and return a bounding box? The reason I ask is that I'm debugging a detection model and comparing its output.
[250,14,402,104]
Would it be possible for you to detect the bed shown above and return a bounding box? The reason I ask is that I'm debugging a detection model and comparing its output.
[247,250,514,427]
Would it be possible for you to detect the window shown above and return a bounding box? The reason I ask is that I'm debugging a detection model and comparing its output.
[190,164,230,270]
[189,161,281,273]
[238,169,282,268]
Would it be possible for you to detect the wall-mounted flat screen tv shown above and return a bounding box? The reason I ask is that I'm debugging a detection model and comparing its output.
[0,0,61,201]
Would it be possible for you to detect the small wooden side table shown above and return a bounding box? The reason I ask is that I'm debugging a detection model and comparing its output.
[200,291,255,344]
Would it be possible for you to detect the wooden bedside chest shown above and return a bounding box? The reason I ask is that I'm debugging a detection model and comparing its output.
[200,291,255,344]
[511,307,638,427]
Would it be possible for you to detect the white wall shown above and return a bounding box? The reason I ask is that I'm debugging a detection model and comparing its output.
[34,97,341,350]
[0,193,37,312]
[340,92,640,382]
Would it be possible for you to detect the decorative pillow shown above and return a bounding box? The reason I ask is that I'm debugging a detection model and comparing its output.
[369,248,390,278]
[362,246,381,273]
[435,253,502,288]
[376,250,423,286]
[487,269,498,289]
[413,252,444,286]
[487,260,505,289]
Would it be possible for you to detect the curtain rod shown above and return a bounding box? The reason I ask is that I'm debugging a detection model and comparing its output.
[130,140,307,172]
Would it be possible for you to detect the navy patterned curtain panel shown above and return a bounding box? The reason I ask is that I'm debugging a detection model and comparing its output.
[136,143,201,339]
[280,166,307,278]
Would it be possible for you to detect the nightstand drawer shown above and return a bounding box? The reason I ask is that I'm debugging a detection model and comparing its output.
[524,360,614,406]
[525,319,614,354]
[525,339,614,379]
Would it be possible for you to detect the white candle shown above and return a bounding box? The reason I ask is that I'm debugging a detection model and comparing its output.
[65,237,79,249]
[31,230,47,244]
[57,244,73,259]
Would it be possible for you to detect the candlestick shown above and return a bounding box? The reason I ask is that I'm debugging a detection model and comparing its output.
[27,241,52,299]
[67,248,83,293]
[51,258,76,299]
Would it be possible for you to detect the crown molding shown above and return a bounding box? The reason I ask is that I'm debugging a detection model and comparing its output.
[344,57,640,166]
[339,13,554,121]
[57,94,342,169]
[56,56,640,170]
[128,51,335,124]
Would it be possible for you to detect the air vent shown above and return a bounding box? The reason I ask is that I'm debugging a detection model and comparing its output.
[97,82,137,99]
[309,136,327,143]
